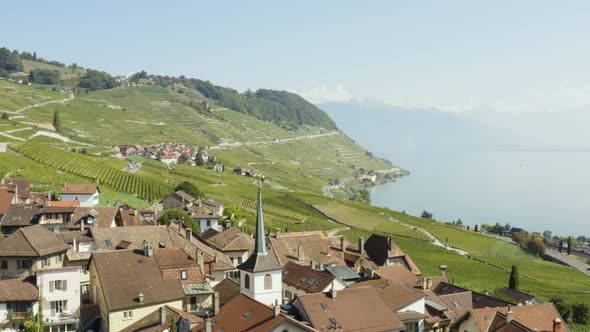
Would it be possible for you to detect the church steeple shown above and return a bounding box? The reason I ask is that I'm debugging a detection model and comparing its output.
[237,186,283,306]
[254,187,267,256]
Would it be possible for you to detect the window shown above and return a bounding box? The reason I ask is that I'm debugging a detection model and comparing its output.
[181,270,188,280]
[285,290,293,300]
[42,257,50,267]
[51,300,67,315]
[49,280,67,292]
[57,254,63,263]
[17,259,30,269]
[244,274,250,289]
[81,284,90,294]
[264,274,272,290]
[105,239,112,247]
[0,260,7,270]
[237,257,243,264]
[123,310,134,320]
[206,220,211,227]
[404,321,419,332]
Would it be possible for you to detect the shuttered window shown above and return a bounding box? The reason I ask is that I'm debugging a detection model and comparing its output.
[264,274,272,290]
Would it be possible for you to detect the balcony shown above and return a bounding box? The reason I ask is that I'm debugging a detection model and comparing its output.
[187,305,214,317]
[10,311,33,321]
[44,312,79,326]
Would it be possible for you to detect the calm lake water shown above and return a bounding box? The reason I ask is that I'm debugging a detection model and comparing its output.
[370,151,590,236]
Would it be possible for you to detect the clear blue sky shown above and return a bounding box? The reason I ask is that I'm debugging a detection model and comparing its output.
[3,1,590,111]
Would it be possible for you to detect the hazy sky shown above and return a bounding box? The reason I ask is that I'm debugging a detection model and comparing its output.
[3,1,590,113]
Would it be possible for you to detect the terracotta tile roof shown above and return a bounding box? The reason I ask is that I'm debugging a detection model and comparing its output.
[499,288,539,305]
[295,286,406,331]
[0,276,38,301]
[351,279,425,312]
[50,200,80,207]
[0,187,14,215]
[487,312,533,332]
[154,247,199,269]
[433,282,511,309]
[282,261,336,293]
[395,310,429,321]
[174,190,195,203]
[57,230,94,244]
[212,278,240,307]
[439,291,473,316]
[60,183,98,195]
[0,225,69,257]
[205,227,254,252]
[200,227,219,240]
[4,178,30,200]
[120,305,204,332]
[116,208,157,227]
[201,198,223,208]
[423,289,457,319]
[375,264,419,287]
[468,304,570,332]
[188,205,222,220]
[72,206,118,228]
[268,231,344,267]
[237,242,282,273]
[1,204,40,226]
[91,250,185,311]
[40,206,77,214]
[192,294,312,332]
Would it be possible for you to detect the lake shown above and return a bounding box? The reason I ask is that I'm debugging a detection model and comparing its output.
[370,150,590,236]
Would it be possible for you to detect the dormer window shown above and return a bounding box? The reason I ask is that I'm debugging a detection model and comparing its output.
[181,270,187,280]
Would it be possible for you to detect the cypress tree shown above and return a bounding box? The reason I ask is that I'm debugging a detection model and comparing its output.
[559,240,563,253]
[53,110,61,132]
[567,236,572,255]
[509,265,519,289]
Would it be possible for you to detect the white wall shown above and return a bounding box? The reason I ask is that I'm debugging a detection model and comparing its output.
[397,298,425,332]
[37,266,81,324]
[240,270,282,306]
[61,192,99,207]
[227,251,248,267]
[198,219,220,232]
[0,302,7,322]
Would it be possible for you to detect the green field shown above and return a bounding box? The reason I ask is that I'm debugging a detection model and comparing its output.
[0,79,67,112]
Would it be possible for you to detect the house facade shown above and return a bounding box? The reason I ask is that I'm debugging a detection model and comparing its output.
[0,277,39,331]
[37,266,81,332]
[60,184,99,207]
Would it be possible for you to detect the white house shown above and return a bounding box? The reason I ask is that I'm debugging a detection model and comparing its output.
[60,184,99,207]
[237,188,283,307]
[37,266,81,332]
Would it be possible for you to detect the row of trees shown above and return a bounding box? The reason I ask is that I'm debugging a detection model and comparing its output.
[512,232,546,256]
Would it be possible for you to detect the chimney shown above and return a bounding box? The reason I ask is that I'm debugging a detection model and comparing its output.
[80,219,85,232]
[196,249,205,272]
[186,229,192,241]
[138,292,144,304]
[330,282,337,299]
[73,238,77,252]
[274,299,281,317]
[427,278,432,289]
[214,292,220,315]
[387,236,392,250]
[297,244,305,261]
[340,236,346,253]
[205,318,212,332]
[506,306,513,324]
[54,226,60,234]
[553,318,562,332]
[358,236,365,255]
[422,278,428,290]
[134,209,138,216]
[143,240,153,258]
[160,306,166,325]
[275,228,280,238]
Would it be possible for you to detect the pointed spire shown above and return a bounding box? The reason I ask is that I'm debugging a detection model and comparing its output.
[254,186,268,256]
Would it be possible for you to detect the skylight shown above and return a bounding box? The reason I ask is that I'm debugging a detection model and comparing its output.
[321,303,329,310]
[243,310,253,318]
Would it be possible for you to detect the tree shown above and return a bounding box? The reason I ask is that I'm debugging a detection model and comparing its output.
[551,297,572,322]
[78,69,116,91]
[23,320,38,332]
[1,112,8,120]
[421,210,433,219]
[223,205,243,222]
[195,149,205,166]
[572,303,589,324]
[157,208,201,234]
[508,265,519,290]
[527,237,546,256]
[174,181,203,199]
[53,110,61,132]
[512,232,528,247]
[28,68,60,85]
[543,230,553,239]
[577,236,587,245]
[474,224,479,232]
[567,236,573,255]
[455,218,463,225]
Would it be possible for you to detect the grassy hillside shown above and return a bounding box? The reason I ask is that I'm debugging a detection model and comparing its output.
[0,79,68,111]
